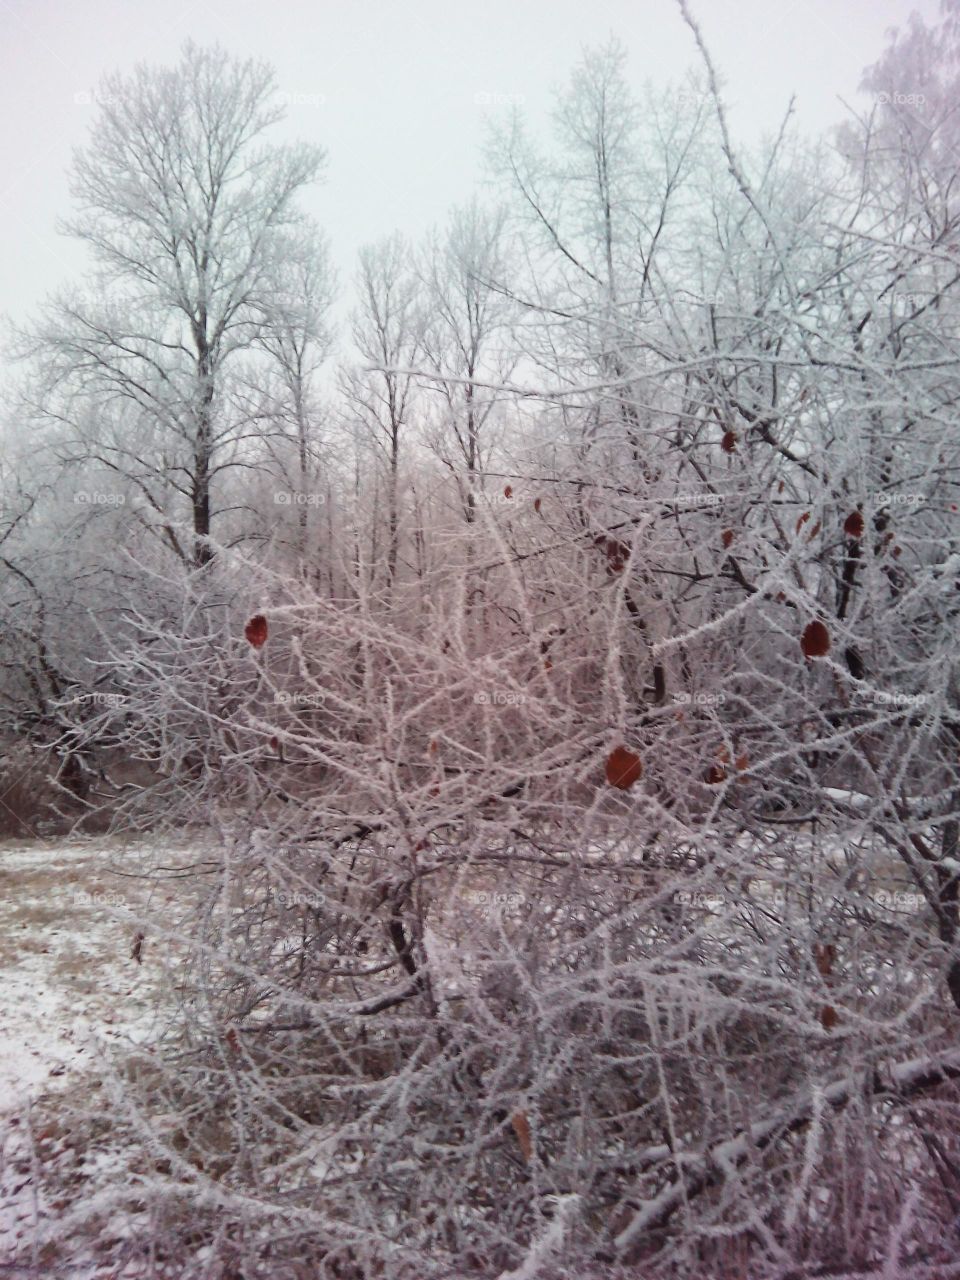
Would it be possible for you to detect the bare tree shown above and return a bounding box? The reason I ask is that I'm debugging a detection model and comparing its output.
[247,227,336,575]
[19,42,325,569]
[419,202,516,523]
[341,234,425,591]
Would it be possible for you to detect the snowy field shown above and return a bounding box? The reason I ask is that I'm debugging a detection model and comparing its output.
[0,829,946,1276]
[0,835,203,1274]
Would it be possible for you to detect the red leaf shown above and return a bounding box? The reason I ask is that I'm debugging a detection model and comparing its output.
[503,485,513,498]
[533,497,542,513]
[245,615,268,648]
[735,753,749,772]
[801,620,830,658]
[721,529,734,549]
[807,520,821,540]
[269,735,279,752]
[892,545,902,559]
[511,1110,533,1163]
[605,746,643,790]
[820,1004,840,1031]
[721,431,737,453]
[796,511,810,534]
[594,535,630,574]
[704,764,727,785]
[844,511,864,539]
[777,480,785,494]
[813,942,835,977]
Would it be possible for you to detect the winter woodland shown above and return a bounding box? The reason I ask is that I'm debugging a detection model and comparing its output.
[1,6,960,1276]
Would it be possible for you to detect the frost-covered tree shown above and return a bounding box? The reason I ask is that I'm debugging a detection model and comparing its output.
[418,202,516,524]
[19,42,326,569]
[340,234,425,590]
[6,15,960,1280]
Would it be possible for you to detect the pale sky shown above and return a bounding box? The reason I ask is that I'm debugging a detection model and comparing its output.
[0,0,942,324]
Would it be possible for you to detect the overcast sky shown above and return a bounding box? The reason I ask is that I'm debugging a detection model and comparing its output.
[0,0,942,324]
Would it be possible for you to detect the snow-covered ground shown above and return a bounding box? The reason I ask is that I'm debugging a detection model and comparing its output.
[0,834,201,1272]
[0,830,935,1274]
